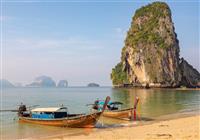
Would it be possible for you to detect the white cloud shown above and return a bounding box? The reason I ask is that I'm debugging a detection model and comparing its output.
[0,16,12,21]
[4,37,107,55]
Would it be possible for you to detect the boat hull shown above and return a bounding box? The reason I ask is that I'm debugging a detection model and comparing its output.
[101,108,134,120]
[19,112,102,128]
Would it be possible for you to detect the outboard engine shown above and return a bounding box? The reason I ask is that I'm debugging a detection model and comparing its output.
[18,104,27,116]
[93,100,99,110]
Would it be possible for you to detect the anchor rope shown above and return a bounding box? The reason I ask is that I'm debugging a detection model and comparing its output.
[137,99,141,121]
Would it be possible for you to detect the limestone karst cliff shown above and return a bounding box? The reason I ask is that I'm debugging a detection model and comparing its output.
[179,58,200,88]
[111,2,200,88]
[26,76,56,88]
[57,80,68,88]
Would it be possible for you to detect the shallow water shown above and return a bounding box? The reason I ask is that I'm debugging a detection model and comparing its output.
[1,87,200,139]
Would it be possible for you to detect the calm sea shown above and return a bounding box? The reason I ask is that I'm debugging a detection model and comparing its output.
[1,87,200,139]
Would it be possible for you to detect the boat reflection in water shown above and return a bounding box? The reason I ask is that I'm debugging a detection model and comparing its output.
[111,88,199,119]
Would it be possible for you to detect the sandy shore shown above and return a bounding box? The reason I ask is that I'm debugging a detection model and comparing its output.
[39,115,200,140]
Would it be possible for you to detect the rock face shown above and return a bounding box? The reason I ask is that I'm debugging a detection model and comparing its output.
[27,76,56,87]
[179,58,200,88]
[87,83,100,87]
[111,2,200,88]
[57,80,68,88]
[0,79,15,88]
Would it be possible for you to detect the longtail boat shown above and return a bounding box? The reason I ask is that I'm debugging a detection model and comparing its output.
[17,96,110,128]
[102,108,135,120]
[92,97,139,120]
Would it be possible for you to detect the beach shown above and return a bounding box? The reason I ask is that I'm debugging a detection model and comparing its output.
[41,115,200,140]
[2,88,199,139]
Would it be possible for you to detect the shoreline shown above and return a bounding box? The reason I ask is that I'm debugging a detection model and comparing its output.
[112,86,200,90]
[36,114,200,140]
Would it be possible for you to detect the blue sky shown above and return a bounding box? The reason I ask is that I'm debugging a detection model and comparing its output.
[1,0,199,86]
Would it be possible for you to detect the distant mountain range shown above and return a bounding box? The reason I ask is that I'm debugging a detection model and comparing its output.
[1,76,100,88]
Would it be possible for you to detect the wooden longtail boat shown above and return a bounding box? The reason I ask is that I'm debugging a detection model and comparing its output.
[18,96,110,128]
[92,97,139,120]
[102,108,134,120]
[19,111,102,127]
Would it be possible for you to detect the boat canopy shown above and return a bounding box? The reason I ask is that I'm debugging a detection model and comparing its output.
[97,101,122,106]
[98,101,112,105]
[109,102,123,105]
[31,107,67,112]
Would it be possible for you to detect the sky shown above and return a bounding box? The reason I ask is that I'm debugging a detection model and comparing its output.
[1,0,199,86]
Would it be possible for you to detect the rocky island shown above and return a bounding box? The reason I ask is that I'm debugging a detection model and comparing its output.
[57,80,68,88]
[111,2,200,88]
[0,79,15,88]
[26,76,56,88]
[87,83,100,87]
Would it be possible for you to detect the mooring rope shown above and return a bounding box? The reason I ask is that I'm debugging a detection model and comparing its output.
[137,99,141,121]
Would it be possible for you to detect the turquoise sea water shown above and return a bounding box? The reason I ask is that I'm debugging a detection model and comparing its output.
[0,87,200,139]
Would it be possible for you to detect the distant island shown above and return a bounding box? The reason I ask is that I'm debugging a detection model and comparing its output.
[111,2,200,88]
[26,76,56,88]
[0,79,15,88]
[87,83,100,87]
[26,76,69,88]
[57,80,68,88]
[1,76,69,88]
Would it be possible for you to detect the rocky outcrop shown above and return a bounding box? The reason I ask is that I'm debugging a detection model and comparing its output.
[179,58,200,88]
[111,2,200,88]
[26,76,56,88]
[57,80,68,88]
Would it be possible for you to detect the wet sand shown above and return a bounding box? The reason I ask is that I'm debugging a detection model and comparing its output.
[37,115,200,140]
